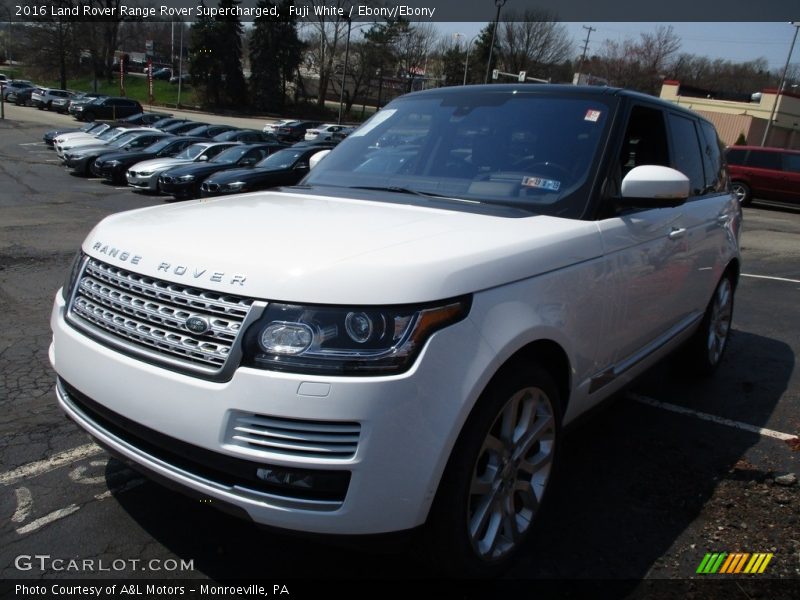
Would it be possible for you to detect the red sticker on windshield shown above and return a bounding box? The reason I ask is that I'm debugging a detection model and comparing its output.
[584,109,602,122]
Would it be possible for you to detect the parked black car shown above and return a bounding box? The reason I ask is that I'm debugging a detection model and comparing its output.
[65,131,174,176]
[152,117,190,130]
[159,143,288,200]
[90,136,207,184]
[162,121,208,135]
[274,120,323,142]
[118,112,174,126]
[9,87,35,106]
[72,97,143,121]
[1,80,34,101]
[213,129,277,143]
[182,124,238,138]
[200,146,331,197]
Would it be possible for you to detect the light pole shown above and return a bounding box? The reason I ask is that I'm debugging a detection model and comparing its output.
[761,22,800,147]
[485,0,507,84]
[463,34,480,86]
[337,17,352,125]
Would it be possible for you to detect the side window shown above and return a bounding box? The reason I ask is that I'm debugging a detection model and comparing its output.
[667,113,705,196]
[619,105,670,179]
[783,153,800,173]
[699,121,726,193]
[747,151,782,171]
[725,148,747,165]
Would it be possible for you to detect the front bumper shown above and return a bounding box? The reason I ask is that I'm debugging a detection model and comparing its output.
[158,178,195,197]
[50,292,490,534]
[126,171,160,191]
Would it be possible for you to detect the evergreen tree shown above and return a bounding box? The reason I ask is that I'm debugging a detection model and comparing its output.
[249,0,303,112]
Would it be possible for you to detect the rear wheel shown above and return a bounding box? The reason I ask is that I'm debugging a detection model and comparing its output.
[425,362,560,576]
[683,273,735,375]
[731,181,752,206]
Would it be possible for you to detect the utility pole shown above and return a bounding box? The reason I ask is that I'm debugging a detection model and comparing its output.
[485,0,507,84]
[575,25,596,84]
[761,22,799,147]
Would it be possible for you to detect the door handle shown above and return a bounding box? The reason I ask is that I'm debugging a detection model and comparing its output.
[668,227,686,240]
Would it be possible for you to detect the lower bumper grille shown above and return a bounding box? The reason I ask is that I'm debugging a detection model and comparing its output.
[58,378,351,505]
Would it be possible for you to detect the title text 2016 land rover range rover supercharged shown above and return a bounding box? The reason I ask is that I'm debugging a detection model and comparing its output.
[51,85,741,575]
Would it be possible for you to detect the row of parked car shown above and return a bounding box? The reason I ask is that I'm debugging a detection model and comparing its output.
[44,112,343,201]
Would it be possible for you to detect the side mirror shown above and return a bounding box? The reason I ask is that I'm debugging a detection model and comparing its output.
[240,158,256,166]
[198,155,209,161]
[295,162,309,170]
[618,165,689,209]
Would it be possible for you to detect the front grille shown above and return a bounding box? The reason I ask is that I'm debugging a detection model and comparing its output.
[160,175,173,184]
[201,183,220,192]
[67,258,254,376]
[226,412,360,459]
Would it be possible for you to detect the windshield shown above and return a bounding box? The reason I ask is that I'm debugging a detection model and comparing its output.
[109,133,140,147]
[256,149,304,169]
[173,144,207,160]
[211,146,249,164]
[144,138,176,153]
[97,128,123,141]
[304,91,613,218]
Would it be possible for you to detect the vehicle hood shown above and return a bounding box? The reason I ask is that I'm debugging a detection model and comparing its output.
[128,157,192,172]
[62,138,111,151]
[66,142,116,156]
[82,190,603,305]
[95,150,155,164]
[56,132,99,144]
[161,162,230,178]
[205,167,281,184]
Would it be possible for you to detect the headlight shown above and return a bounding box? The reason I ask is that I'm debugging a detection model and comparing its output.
[107,160,121,167]
[223,181,246,191]
[241,297,471,375]
[178,174,195,181]
[61,251,85,302]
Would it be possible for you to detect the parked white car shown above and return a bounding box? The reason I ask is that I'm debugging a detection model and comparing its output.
[125,142,239,191]
[304,123,354,141]
[55,127,157,158]
[262,119,295,134]
[51,85,741,576]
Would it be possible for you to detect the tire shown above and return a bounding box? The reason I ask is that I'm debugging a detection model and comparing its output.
[731,181,752,206]
[46,101,53,111]
[683,273,735,375]
[424,362,561,576]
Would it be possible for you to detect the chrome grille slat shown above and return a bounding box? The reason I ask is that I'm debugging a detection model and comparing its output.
[73,297,228,366]
[78,278,238,341]
[68,258,254,373]
[226,412,360,459]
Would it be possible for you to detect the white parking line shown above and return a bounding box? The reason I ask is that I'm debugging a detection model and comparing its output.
[0,443,103,486]
[742,273,800,284]
[16,505,80,535]
[12,488,33,523]
[629,393,798,441]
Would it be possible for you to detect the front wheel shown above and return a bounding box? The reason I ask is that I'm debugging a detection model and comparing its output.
[731,181,752,206]
[425,362,561,576]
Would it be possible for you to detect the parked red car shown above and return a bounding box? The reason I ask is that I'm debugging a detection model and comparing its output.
[725,145,800,206]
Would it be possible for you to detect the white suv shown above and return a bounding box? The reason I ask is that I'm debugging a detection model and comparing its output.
[50,85,741,575]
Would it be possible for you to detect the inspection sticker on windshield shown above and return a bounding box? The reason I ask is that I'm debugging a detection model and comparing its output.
[584,109,602,122]
[522,176,560,191]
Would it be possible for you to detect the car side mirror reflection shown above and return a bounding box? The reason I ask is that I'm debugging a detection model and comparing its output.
[617,165,690,209]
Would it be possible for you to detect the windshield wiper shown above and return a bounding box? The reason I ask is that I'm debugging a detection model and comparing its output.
[349,185,481,204]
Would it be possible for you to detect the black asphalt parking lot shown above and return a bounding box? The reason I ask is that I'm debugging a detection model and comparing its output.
[1,114,798,596]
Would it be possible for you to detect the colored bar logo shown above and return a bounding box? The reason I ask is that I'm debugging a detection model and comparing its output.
[696,552,774,574]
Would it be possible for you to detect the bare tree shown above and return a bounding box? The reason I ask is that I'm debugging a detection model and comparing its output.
[497,9,573,78]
